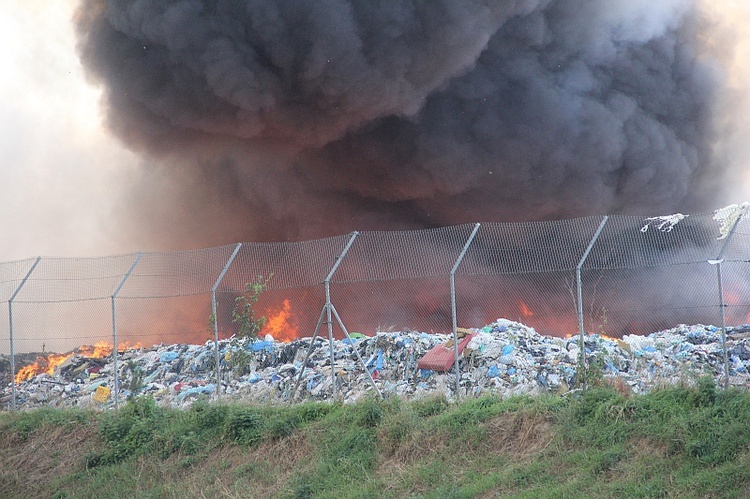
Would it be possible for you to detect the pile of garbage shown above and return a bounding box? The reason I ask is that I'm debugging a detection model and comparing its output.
[3,318,750,410]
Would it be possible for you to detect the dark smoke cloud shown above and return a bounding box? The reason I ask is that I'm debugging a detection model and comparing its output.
[75,0,730,247]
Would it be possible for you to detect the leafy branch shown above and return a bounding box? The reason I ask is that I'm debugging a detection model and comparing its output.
[232,274,272,340]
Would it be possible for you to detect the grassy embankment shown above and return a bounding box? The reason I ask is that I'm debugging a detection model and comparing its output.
[2,377,750,498]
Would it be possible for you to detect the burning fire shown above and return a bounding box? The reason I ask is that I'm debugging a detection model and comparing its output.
[14,341,143,384]
[14,352,72,384]
[563,331,623,344]
[77,341,115,358]
[518,300,535,318]
[261,299,298,343]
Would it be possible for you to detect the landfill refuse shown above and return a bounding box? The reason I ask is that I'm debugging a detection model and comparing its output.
[93,385,111,403]
[3,319,750,411]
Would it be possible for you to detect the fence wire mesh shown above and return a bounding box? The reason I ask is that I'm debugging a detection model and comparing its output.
[3,209,750,409]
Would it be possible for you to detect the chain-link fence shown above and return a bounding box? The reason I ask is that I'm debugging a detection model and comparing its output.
[2,208,750,409]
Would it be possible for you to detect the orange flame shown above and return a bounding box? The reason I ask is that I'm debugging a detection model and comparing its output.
[14,341,144,383]
[14,352,73,384]
[597,333,619,342]
[116,341,144,352]
[77,341,114,358]
[563,330,622,342]
[261,299,298,343]
[519,300,535,318]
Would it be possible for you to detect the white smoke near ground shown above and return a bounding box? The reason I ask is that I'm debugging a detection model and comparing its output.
[0,1,143,260]
[705,1,750,203]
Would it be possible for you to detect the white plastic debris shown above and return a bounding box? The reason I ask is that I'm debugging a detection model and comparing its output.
[641,213,688,233]
[713,202,749,239]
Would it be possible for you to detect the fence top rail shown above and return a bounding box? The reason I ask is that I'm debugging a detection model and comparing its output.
[0,209,745,301]
[331,224,479,283]
[0,258,40,302]
[217,234,353,292]
[583,212,729,270]
[722,213,750,261]
[455,216,607,275]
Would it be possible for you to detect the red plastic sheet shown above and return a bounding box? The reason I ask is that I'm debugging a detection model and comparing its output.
[417,333,477,372]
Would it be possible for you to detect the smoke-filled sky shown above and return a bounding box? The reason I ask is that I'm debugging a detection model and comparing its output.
[3,0,750,261]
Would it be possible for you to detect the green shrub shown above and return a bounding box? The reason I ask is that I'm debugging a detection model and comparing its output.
[356,397,384,428]
[93,396,165,466]
[688,376,716,408]
[190,400,229,431]
[224,408,263,445]
[413,395,450,417]
[232,275,271,340]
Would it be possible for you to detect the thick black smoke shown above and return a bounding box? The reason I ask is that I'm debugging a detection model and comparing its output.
[75,0,729,247]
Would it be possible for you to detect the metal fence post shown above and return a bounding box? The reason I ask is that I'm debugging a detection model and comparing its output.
[709,209,745,389]
[291,233,368,400]
[7,257,41,410]
[324,232,358,400]
[711,261,729,389]
[451,223,480,399]
[111,253,143,410]
[577,216,608,385]
[211,243,242,398]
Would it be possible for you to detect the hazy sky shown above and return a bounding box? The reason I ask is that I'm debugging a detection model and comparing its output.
[1,1,140,261]
[2,1,750,263]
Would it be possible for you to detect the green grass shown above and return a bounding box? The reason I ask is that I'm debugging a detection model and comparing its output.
[3,378,750,497]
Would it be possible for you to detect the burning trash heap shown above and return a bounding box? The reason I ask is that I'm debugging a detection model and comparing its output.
[4,318,750,410]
